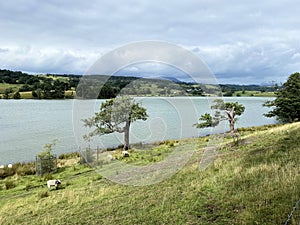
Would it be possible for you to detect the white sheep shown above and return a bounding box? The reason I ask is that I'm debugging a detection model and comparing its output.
[47,180,61,190]
[0,165,4,169]
[122,150,129,157]
[107,154,113,160]
[7,164,12,168]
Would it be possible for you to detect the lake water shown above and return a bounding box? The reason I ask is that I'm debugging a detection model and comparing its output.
[0,97,276,164]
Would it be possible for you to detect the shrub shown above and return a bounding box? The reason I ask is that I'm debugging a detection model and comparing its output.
[0,167,15,179]
[58,152,80,159]
[159,140,178,147]
[14,162,35,176]
[5,180,16,190]
[0,162,35,179]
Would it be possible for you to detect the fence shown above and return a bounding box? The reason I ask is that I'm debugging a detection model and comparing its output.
[35,154,57,176]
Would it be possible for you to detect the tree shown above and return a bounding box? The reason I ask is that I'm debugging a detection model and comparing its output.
[32,88,43,99]
[13,91,21,99]
[3,88,13,99]
[83,96,148,150]
[264,72,300,122]
[194,99,245,133]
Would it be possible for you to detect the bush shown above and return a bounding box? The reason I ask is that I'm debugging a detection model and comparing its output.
[5,180,16,190]
[0,166,15,179]
[14,162,35,176]
[159,140,178,147]
[58,152,80,159]
[0,162,36,179]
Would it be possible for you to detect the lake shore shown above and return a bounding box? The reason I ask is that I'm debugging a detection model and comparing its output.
[0,97,277,165]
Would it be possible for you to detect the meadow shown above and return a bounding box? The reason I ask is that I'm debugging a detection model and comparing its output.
[0,122,299,224]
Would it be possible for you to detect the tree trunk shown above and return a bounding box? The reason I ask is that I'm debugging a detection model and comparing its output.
[123,120,130,150]
[229,107,235,133]
[229,119,235,133]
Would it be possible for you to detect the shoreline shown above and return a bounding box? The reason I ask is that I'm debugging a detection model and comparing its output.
[0,94,276,100]
[0,123,280,167]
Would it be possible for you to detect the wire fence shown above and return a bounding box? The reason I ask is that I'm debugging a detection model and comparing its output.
[35,155,57,176]
[284,198,300,225]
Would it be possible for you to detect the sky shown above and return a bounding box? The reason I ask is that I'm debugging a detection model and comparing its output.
[0,0,300,84]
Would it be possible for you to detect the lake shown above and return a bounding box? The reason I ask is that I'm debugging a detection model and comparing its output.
[0,97,276,164]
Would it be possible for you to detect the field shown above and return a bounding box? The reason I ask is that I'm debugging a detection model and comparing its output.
[0,123,299,224]
[0,83,22,94]
[232,90,276,97]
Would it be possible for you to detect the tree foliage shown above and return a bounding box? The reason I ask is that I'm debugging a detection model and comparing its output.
[264,72,300,123]
[13,91,21,99]
[194,99,245,133]
[83,96,148,150]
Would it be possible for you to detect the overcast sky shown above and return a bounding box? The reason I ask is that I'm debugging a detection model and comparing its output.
[0,0,299,84]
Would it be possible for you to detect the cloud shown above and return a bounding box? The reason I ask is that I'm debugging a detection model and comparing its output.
[191,39,300,84]
[114,62,193,81]
[0,46,99,74]
[0,0,299,83]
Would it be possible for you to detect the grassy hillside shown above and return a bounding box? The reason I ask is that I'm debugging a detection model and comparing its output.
[0,123,299,224]
[0,83,22,93]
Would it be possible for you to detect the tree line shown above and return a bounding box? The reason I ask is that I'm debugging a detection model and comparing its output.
[0,69,80,99]
[0,70,204,99]
[0,69,276,99]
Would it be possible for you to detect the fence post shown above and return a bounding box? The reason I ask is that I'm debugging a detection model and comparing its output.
[96,146,99,162]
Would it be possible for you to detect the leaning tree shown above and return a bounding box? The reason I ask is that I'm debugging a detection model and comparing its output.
[264,72,300,123]
[194,99,245,133]
[83,96,148,150]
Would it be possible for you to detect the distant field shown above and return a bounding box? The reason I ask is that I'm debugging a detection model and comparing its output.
[20,92,33,99]
[230,90,275,97]
[0,83,22,94]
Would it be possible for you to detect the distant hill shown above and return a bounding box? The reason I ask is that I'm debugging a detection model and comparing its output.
[0,69,275,99]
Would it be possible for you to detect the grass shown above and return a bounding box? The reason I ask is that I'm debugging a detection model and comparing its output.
[20,91,33,99]
[0,123,299,224]
[0,83,22,94]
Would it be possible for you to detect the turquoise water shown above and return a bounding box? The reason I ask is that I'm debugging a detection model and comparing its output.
[0,97,276,164]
